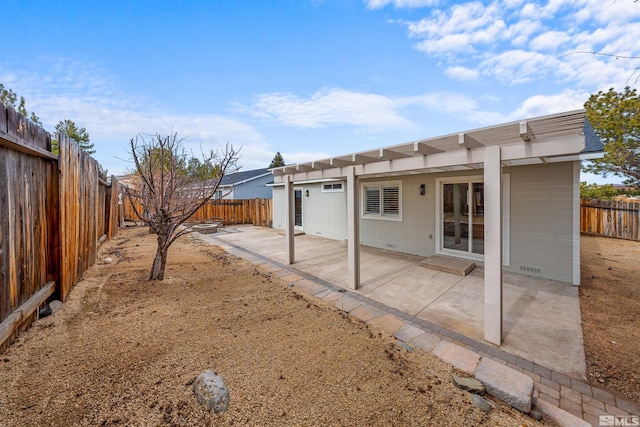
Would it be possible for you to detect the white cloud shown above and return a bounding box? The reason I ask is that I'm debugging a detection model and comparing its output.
[397,0,640,89]
[408,2,502,39]
[415,33,474,55]
[508,89,588,119]
[529,30,571,51]
[0,59,266,174]
[573,0,640,24]
[504,19,542,47]
[365,0,439,10]
[445,66,480,81]
[281,150,332,165]
[480,50,559,84]
[242,88,415,131]
[241,87,502,132]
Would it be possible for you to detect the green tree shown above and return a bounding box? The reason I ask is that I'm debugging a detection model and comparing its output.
[186,156,220,181]
[0,83,42,126]
[269,151,285,168]
[584,87,640,190]
[580,182,619,200]
[52,119,94,155]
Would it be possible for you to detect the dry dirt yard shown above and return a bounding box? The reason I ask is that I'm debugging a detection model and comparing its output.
[580,234,640,406]
[0,227,543,427]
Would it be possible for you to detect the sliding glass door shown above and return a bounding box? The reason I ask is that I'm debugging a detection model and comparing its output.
[294,189,303,228]
[437,175,509,263]
[440,179,485,257]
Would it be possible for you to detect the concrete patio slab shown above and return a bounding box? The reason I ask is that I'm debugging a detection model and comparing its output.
[362,267,459,316]
[197,225,587,378]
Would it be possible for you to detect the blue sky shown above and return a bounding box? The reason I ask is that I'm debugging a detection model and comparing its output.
[1,0,639,184]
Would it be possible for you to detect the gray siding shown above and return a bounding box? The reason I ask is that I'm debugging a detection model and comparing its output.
[227,174,272,199]
[508,162,577,283]
[272,161,578,284]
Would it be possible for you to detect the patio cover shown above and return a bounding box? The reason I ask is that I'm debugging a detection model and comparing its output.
[270,109,603,345]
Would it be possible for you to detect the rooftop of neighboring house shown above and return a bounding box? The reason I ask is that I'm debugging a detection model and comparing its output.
[217,168,271,187]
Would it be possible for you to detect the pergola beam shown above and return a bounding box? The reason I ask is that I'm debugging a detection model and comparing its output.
[379,148,411,160]
[458,133,484,149]
[330,157,354,167]
[296,164,313,172]
[520,121,535,142]
[414,142,444,155]
[352,153,377,164]
[311,160,331,170]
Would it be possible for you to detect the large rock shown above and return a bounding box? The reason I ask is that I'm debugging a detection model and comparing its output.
[452,374,485,394]
[475,358,533,413]
[472,394,492,413]
[194,370,230,413]
[49,300,63,313]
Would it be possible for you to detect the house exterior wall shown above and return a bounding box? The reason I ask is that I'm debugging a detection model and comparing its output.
[272,186,285,229]
[508,161,577,284]
[271,161,578,284]
[220,174,273,200]
[300,183,348,240]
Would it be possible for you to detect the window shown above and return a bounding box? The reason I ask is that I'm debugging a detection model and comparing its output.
[365,187,380,215]
[214,189,223,200]
[322,182,344,192]
[362,181,402,220]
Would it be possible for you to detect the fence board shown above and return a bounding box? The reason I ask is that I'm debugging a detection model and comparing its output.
[58,133,103,301]
[123,195,272,227]
[580,198,640,240]
[0,142,52,324]
[1,102,122,351]
[0,105,60,351]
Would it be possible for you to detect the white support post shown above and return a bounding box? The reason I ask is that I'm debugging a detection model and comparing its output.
[284,175,295,265]
[484,146,503,346]
[346,167,360,290]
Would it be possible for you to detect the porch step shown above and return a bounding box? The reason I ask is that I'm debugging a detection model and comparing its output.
[276,229,306,236]
[420,255,475,276]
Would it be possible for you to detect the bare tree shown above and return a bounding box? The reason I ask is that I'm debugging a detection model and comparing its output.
[128,132,240,280]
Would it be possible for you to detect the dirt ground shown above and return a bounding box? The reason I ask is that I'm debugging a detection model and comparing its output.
[0,227,542,427]
[580,234,640,405]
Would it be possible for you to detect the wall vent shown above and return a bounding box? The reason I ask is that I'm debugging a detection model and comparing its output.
[520,265,541,274]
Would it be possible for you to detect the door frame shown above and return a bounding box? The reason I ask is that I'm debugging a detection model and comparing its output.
[435,174,510,265]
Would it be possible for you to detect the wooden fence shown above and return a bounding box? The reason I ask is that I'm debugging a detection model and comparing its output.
[0,104,122,351]
[580,198,640,240]
[123,195,272,227]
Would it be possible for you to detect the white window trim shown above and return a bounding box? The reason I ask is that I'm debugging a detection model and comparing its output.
[361,180,402,222]
[435,174,510,265]
[321,182,344,192]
